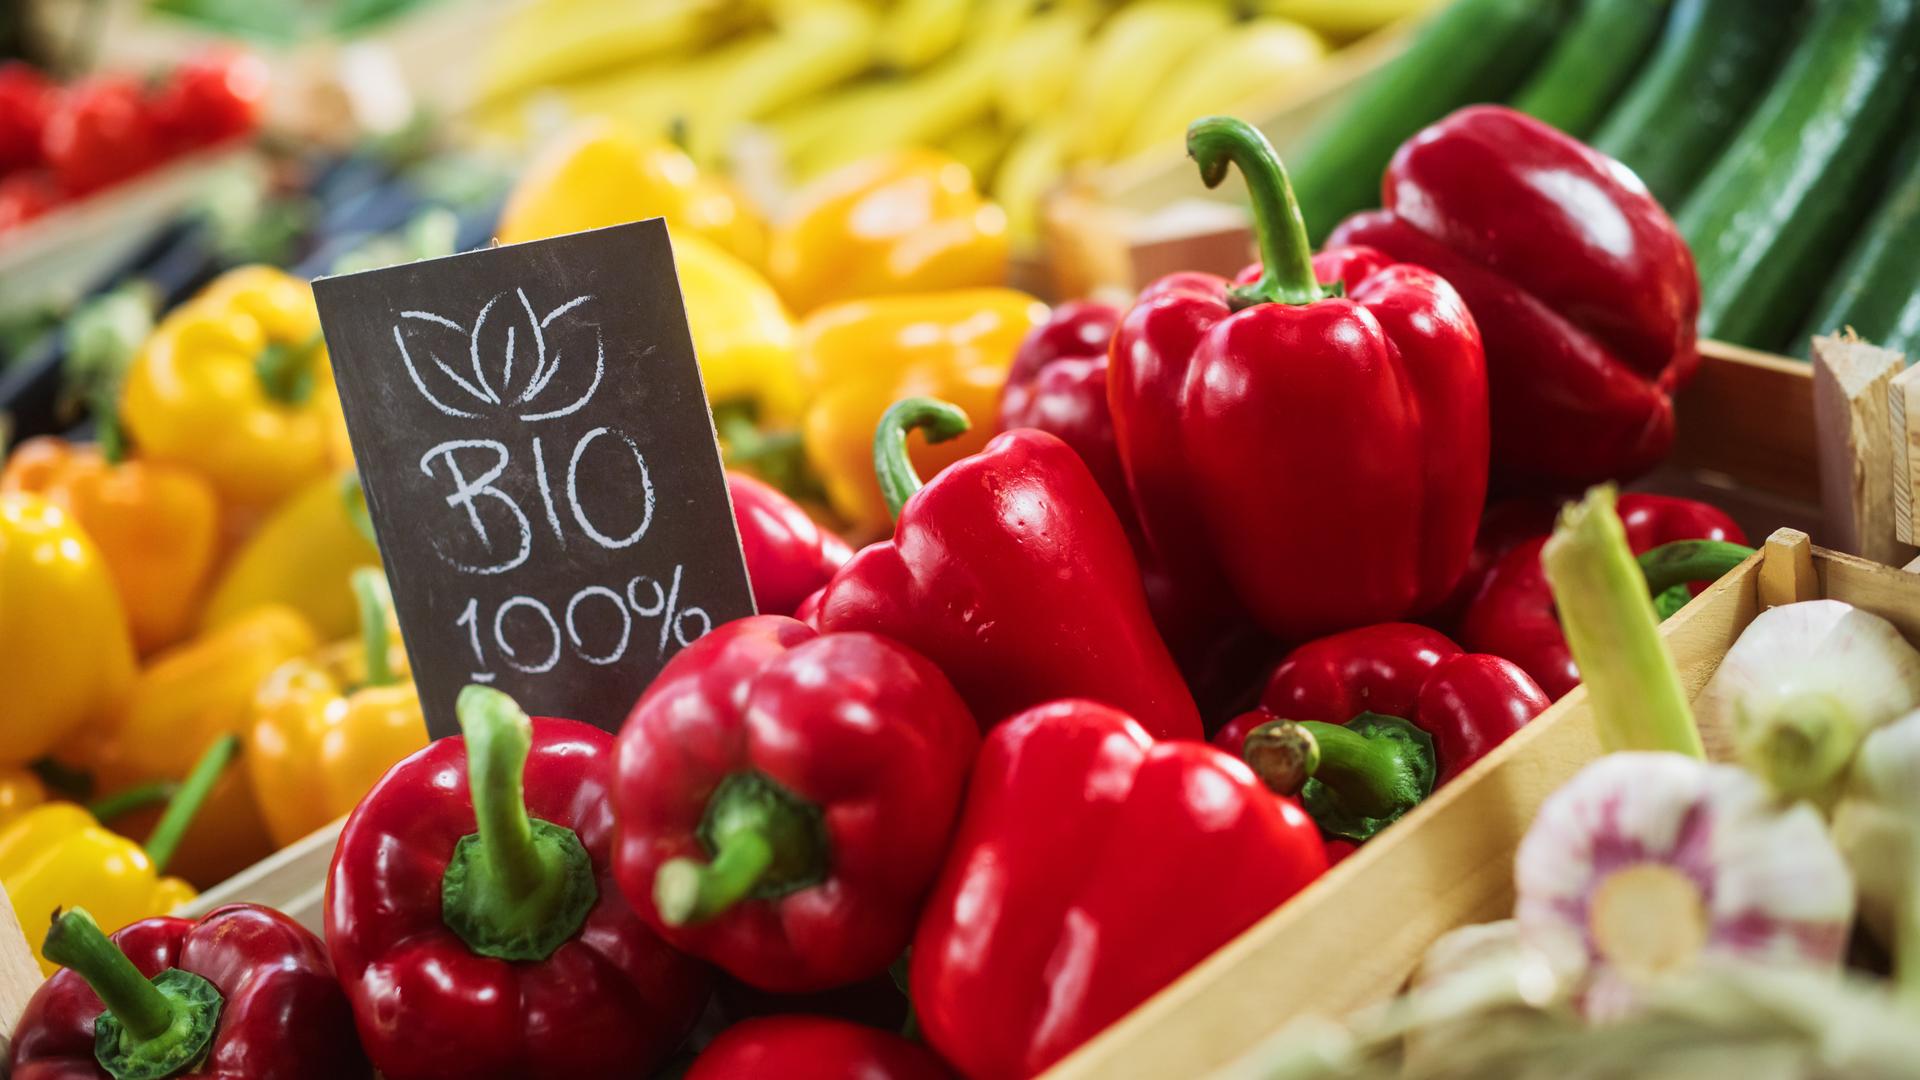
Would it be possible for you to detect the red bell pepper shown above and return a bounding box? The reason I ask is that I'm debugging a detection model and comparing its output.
[996,300,1131,526]
[911,700,1327,1079]
[686,1016,953,1080]
[325,686,709,1080]
[1213,624,1547,838]
[614,615,978,992]
[1460,493,1749,699]
[1109,117,1488,642]
[809,397,1200,739]
[11,904,368,1079]
[1327,105,1700,487]
[728,471,852,617]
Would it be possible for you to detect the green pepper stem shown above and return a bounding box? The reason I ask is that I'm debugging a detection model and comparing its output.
[143,735,240,876]
[339,473,377,546]
[1246,720,1421,819]
[85,781,178,824]
[351,568,396,687]
[1543,486,1705,758]
[873,397,971,521]
[1637,539,1755,599]
[438,685,599,962]
[1187,116,1337,311]
[42,909,176,1041]
[654,770,828,926]
[254,333,323,406]
[655,831,775,926]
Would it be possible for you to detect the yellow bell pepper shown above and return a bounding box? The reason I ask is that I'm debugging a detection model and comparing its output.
[200,473,381,640]
[496,117,767,267]
[248,569,426,848]
[675,232,806,426]
[800,288,1046,534]
[0,736,233,974]
[77,608,317,887]
[121,266,341,512]
[0,767,46,826]
[2,437,221,656]
[768,148,1010,314]
[0,493,136,763]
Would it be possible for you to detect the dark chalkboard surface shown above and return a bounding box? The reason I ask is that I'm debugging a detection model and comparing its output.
[313,219,755,737]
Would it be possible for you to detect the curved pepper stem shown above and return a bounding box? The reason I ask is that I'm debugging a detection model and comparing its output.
[351,568,396,687]
[1544,486,1705,758]
[143,734,240,876]
[1638,539,1756,619]
[1187,116,1340,312]
[873,396,972,522]
[655,771,828,926]
[254,333,323,406]
[85,781,178,824]
[42,907,222,1079]
[440,686,597,962]
[1242,715,1435,842]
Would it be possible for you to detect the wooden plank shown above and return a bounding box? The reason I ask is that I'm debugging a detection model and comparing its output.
[1671,342,1817,505]
[175,819,342,937]
[1758,528,1818,608]
[1811,333,1914,564]
[0,884,44,1074]
[1042,556,1762,1080]
[1891,363,1920,545]
[1817,546,1920,644]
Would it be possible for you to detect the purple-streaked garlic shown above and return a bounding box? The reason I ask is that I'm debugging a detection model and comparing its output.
[1695,600,1920,803]
[1515,752,1853,1021]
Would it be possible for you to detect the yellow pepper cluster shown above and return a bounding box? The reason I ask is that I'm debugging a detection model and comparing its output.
[497,118,1043,537]
[0,267,427,954]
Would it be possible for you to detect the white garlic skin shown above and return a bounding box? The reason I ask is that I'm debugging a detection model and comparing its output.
[1832,708,1920,946]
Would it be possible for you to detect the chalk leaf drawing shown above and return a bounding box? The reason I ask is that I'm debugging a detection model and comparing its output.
[393,289,606,422]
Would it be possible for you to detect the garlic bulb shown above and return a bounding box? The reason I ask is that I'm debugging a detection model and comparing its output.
[1832,708,1920,949]
[1695,600,1920,803]
[1515,752,1853,1020]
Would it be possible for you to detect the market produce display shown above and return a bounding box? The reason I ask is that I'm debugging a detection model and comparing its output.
[7,0,1920,1076]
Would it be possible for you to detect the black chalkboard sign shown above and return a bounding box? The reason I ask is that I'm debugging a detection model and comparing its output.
[313,219,755,737]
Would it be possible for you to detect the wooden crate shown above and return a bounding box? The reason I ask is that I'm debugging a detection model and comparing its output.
[1044,530,1915,1079]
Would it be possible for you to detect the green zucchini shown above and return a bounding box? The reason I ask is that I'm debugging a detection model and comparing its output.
[1590,0,1805,208]
[1510,0,1672,139]
[1287,0,1572,244]
[1797,128,1920,360]
[1678,0,1920,352]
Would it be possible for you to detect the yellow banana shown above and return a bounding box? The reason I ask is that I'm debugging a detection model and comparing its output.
[476,0,734,105]
[940,116,1013,181]
[1120,17,1327,158]
[678,0,879,163]
[991,122,1070,246]
[1064,0,1231,163]
[876,0,973,69]
[1241,0,1442,39]
[992,3,1097,128]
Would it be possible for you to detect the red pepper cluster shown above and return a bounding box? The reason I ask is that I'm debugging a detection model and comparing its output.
[0,52,265,236]
[8,104,1749,1080]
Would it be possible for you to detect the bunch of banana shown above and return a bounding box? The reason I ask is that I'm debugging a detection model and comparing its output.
[467,0,1439,246]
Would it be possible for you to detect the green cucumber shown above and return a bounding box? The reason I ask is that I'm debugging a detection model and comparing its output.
[1590,0,1806,208]
[1288,0,1573,244]
[1797,128,1920,360]
[1678,0,1920,352]
[1510,0,1672,139]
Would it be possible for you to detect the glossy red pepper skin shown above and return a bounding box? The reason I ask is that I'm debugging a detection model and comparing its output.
[1327,105,1700,488]
[686,1016,953,1080]
[1459,493,1746,699]
[728,472,852,617]
[1112,247,1486,641]
[912,700,1327,1079]
[811,428,1201,740]
[614,616,978,992]
[996,300,1131,524]
[325,717,708,1080]
[10,904,369,1080]
[1213,623,1548,785]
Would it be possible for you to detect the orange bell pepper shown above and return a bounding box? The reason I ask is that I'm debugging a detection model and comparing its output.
[2,437,220,655]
